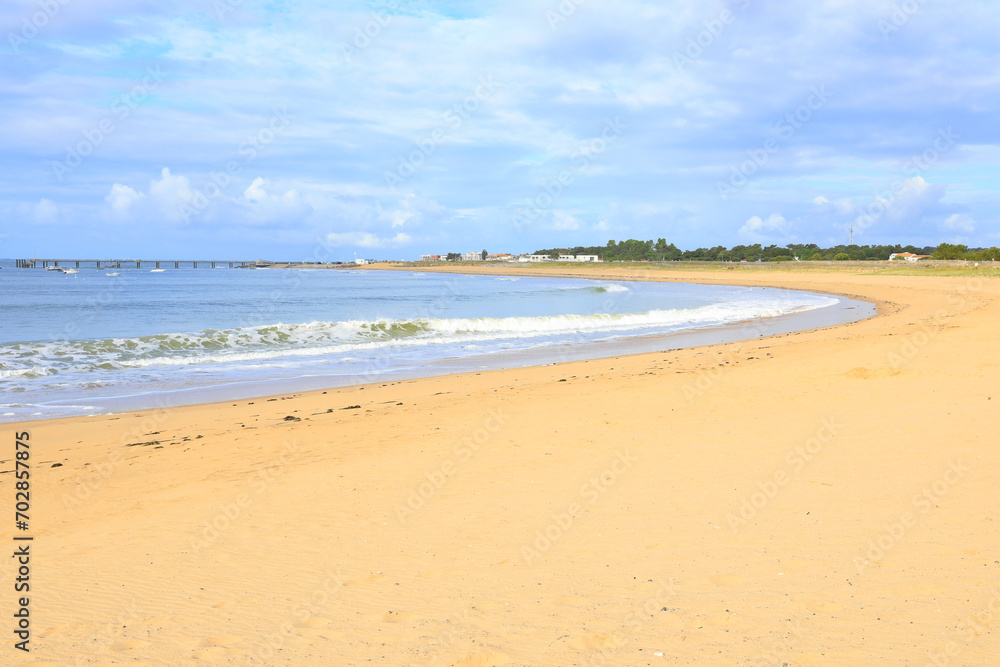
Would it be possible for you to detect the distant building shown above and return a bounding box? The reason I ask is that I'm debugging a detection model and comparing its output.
[555,254,601,262]
[461,252,483,261]
[485,253,514,261]
[889,252,932,262]
[355,258,369,265]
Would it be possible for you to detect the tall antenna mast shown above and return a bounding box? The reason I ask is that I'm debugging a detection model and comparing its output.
[850,224,854,246]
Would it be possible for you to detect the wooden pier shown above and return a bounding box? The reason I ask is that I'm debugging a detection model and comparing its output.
[15,259,272,269]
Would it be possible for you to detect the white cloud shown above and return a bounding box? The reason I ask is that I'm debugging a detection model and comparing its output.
[325,231,412,248]
[33,198,58,224]
[376,193,452,229]
[244,177,269,203]
[739,213,790,241]
[147,168,195,221]
[18,198,59,224]
[944,213,975,233]
[551,211,580,231]
[106,184,145,217]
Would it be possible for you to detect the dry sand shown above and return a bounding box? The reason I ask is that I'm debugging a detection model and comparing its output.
[3,264,999,666]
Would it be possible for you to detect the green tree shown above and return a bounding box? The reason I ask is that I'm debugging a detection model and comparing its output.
[481,249,487,260]
[933,243,969,260]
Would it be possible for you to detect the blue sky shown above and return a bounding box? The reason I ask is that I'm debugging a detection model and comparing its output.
[2,0,998,260]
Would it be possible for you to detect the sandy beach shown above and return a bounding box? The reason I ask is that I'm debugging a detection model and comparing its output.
[4,263,998,666]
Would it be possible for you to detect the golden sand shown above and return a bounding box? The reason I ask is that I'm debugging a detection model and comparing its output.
[4,264,999,666]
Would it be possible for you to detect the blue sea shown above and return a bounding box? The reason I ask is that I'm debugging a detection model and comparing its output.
[0,262,872,422]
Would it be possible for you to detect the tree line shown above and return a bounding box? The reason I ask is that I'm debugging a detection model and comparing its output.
[533,240,1000,262]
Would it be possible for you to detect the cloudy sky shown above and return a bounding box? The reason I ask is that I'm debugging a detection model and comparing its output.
[2,0,998,260]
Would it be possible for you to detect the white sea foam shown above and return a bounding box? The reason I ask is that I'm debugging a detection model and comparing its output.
[0,295,836,375]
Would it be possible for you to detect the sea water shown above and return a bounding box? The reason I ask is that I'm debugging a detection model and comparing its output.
[0,263,872,422]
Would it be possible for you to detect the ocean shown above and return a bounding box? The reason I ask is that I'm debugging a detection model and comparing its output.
[0,262,873,422]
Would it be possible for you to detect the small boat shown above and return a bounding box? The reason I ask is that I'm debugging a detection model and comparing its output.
[45,266,61,271]
[61,268,79,274]
[105,272,121,277]
[149,269,166,273]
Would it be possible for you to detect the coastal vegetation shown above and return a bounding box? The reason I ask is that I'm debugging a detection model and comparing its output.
[531,240,1000,263]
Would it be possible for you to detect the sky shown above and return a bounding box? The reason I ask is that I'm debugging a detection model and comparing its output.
[1,0,999,261]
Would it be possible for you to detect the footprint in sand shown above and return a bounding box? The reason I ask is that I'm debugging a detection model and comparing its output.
[845,366,901,380]
[202,634,244,647]
[296,615,335,629]
[191,635,245,660]
[345,573,385,586]
[568,632,621,651]
[448,649,510,667]
[381,610,417,623]
[293,617,348,640]
[111,639,151,651]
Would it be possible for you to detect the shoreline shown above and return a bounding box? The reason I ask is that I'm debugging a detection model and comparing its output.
[7,268,874,425]
[4,265,998,665]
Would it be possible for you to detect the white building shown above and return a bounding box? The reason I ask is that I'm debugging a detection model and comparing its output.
[552,254,602,262]
[889,252,932,262]
[461,252,483,261]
